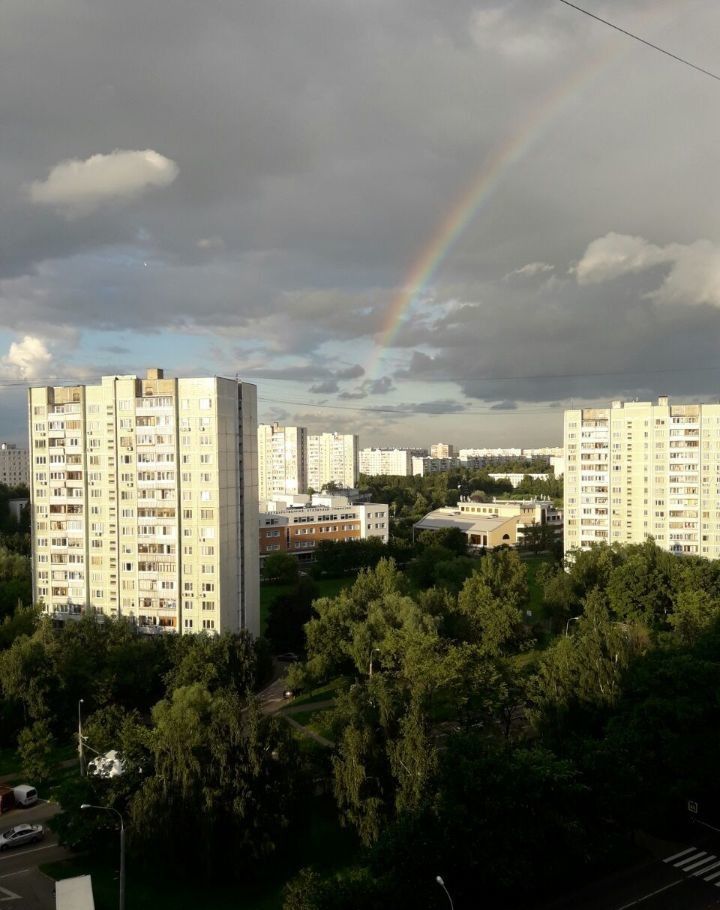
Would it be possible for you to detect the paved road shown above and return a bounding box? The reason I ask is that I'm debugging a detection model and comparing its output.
[547,832,720,909]
[0,800,71,909]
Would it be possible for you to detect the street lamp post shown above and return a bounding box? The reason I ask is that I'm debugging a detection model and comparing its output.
[435,875,455,909]
[78,699,85,776]
[565,616,581,636]
[369,647,380,678]
[81,804,125,910]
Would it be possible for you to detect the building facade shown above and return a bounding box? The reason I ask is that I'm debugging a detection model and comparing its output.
[307,433,359,490]
[430,442,455,459]
[415,498,562,549]
[258,423,307,500]
[0,443,29,487]
[29,369,259,635]
[260,496,389,565]
[564,397,720,559]
[412,456,460,476]
[359,448,413,477]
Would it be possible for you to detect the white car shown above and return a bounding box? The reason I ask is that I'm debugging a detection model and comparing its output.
[0,824,44,850]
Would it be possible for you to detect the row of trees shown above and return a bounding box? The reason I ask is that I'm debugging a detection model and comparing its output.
[280,541,720,907]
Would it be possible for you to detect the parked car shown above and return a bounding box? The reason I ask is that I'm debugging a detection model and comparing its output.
[13,786,38,808]
[0,824,44,850]
[277,652,299,663]
[0,788,16,815]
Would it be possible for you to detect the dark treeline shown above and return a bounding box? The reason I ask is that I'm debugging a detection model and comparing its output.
[0,484,32,619]
[4,533,714,906]
[281,539,720,908]
[0,612,295,881]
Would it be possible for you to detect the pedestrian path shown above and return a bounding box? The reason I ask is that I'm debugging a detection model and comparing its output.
[663,845,720,884]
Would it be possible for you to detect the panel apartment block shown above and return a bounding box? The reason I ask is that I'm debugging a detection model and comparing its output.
[359,448,413,477]
[307,433,359,490]
[257,423,307,500]
[0,443,29,486]
[29,370,259,636]
[565,397,720,559]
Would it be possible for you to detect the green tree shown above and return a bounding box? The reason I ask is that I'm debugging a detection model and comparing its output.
[17,719,54,784]
[668,589,720,646]
[130,684,299,876]
[164,630,258,696]
[456,576,524,656]
[263,552,300,585]
[266,576,319,654]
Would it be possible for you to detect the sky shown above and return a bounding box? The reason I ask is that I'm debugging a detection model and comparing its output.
[3,0,720,448]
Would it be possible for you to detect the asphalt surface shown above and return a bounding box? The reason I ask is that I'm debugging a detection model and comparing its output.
[0,799,71,909]
[546,830,720,909]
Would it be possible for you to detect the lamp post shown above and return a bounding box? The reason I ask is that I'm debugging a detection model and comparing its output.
[369,647,380,678]
[564,616,581,636]
[435,875,454,909]
[81,804,125,910]
[78,699,85,776]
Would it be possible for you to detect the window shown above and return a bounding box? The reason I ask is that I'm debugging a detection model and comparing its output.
[199,398,212,410]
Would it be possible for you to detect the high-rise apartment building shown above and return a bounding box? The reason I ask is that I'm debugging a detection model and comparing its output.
[430,442,455,459]
[359,448,413,477]
[564,397,720,559]
[307,433,359,491]
[0,443,29,486]
[29,369,259,635]
[257,423,307,501]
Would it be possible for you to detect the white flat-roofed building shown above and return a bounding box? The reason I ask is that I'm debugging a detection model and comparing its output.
[0,443,28,486]
[564,397,720,559]
[415,497,562,549]
[29,369,259,636]
[359,448,413,477]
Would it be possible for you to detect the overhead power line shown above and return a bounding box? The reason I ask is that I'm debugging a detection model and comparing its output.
[557,0,720,83]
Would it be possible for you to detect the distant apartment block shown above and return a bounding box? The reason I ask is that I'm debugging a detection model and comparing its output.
[430,442,455,459]
[307,433,359,490]
[0,443,29,487]
[412,456,460,476]
[564,397,720,559]
[258,423,307,500]
[359,448,413,477]
[415,498,562,549]
[29,369,259,636]
[260,493,389,565]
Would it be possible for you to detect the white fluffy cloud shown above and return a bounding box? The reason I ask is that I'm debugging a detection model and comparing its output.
[29,149,178,215]
[576,233,720,308]
[2,335,53,379]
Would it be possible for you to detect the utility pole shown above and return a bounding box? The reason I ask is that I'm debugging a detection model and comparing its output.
[78,698,85,776]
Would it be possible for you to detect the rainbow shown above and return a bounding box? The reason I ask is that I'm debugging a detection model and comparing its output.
[365,0,689,380]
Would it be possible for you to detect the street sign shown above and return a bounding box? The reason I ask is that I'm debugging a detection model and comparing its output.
[688,800,699,815]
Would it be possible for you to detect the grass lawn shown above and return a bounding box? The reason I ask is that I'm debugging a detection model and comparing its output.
[260,576,354,635]
[286,676,349,710]
[0,741,76,784]
[42,797,359,910]
[286,707,335,742]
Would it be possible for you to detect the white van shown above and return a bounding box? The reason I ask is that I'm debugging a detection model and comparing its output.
[12,785,38,807]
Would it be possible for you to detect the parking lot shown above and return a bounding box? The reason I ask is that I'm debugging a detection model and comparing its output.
[0,801,71,909]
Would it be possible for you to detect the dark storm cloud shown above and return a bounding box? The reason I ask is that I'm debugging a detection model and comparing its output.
[309,380,341,394]
[3,0,720,432]
[338,376,395,400]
